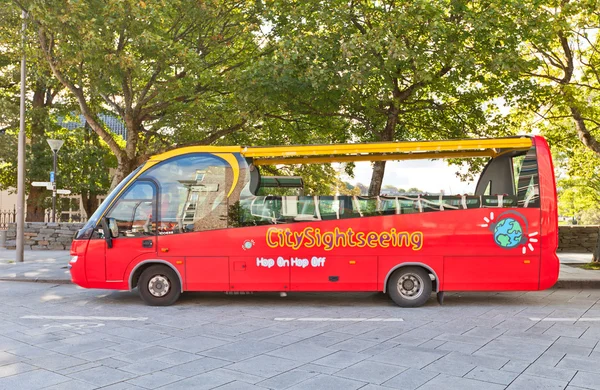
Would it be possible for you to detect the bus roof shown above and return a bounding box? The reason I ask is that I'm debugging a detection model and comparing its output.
[149,136,533,165]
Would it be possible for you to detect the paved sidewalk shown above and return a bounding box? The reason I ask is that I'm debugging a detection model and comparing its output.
[0,249,72,284]
[0,248,598,288]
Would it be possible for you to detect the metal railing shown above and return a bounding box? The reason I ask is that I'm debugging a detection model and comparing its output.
[0,208,87,229]
[0,208,16,230]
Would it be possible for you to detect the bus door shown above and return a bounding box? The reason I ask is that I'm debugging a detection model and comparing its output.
[104,180,158,282]
[144,153,240,291]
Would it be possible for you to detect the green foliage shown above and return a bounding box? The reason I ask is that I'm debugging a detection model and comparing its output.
[0,126,116,196]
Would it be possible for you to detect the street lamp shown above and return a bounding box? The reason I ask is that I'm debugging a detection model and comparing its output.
[47,139,64,222]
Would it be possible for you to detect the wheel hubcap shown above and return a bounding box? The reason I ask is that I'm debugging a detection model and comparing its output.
[148,275,170,297]
[397,274,423,300]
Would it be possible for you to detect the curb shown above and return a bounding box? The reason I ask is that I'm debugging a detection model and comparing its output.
[555,280,600,289]
[0,278,72,285]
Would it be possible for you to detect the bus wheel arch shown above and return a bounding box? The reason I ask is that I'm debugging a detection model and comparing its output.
[129,260,184,293]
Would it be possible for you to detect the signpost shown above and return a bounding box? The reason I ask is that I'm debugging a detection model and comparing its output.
[31,182,71,220]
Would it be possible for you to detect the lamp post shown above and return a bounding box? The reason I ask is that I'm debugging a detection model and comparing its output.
[46,139,64,223]
[15,9,27,262]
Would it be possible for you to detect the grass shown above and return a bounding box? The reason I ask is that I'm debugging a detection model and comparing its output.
[581,262,600,270]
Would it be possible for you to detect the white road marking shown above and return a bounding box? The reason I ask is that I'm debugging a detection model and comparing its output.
[530,317,600,322]
[21,315,147,321]
[274,317,403,322]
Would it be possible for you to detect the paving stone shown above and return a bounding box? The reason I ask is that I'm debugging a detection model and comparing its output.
[162,357,228,377]
[67,365,137,387]
[570,371,600,390]
[417,374,505,390]
[120,358,175,375]
[163,336,230,354]
[522,363,577,382]
[0,368,70,389]
[267,343,336,364]
[202,340,279,362]
[476,339,547,362]
[155,351,201,365]
[330,338,379,353]
[501,360,531,374]
[227,355,301,378]
[311,351,370,369]
[0,362,37,378]
[446,351,509,370]
[422,354,476,376]
[114,346,175,363]
[57,362,103,375]
[126,371,184,389]
[299,363,340,375]
[210,368,264,385]
[42,379,100,390]
[334,360,406,385]
[0,352,22,367]
[213,381,268,390]
[286,373,365,390]
[369,346,447,369]
[257,369,319,389]
[506,373,568,390]
[157,369,241,390]
[557,356,600,374]
[434,341,480,354]
[382,368,438,390]
[464,366,519,385]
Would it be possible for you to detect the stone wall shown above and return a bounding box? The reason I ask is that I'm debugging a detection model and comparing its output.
[3,222,83,250]
[558,225,599,253]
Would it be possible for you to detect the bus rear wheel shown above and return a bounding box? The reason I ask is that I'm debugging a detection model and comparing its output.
[138,265,181,306]
[388,267,432,308]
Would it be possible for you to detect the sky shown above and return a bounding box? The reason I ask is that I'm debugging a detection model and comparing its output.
[340,159,477,194]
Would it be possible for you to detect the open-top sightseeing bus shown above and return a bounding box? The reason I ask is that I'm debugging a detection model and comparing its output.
[69,135,558,307]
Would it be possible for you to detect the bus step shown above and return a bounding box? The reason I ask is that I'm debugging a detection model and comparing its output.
[225,291,254,295]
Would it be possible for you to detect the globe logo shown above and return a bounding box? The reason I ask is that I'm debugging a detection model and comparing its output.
[493,218,523,249]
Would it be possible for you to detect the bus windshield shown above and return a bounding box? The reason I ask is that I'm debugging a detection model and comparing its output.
[75,164,145,239]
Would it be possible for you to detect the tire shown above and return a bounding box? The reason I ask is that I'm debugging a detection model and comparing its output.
[138,265,181,306]
[387,266,432,308]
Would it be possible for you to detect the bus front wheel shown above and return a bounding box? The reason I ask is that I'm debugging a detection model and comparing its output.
[388,267,432,308]
[138,265,181,306]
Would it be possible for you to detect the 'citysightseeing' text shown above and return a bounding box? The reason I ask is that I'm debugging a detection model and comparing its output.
[266,227,423,251]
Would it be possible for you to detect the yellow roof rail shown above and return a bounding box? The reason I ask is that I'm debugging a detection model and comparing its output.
[148,137,532,165]
[245,137,532,166]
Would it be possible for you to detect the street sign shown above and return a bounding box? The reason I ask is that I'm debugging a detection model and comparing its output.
[31,181,52,187]
[56,189,71,195]
[50,171,55,183]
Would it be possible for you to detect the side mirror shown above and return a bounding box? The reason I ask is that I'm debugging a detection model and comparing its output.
[107,217,119,239]
[101,217,113,249]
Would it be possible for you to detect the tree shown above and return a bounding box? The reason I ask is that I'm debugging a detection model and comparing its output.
[28,0,265,189]
[0,126,116,218]
[0,4,67,221]
[254,0,538,195]
[521,0,600,159]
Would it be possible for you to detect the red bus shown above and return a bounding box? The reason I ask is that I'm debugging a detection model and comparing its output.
[69,136,558,307]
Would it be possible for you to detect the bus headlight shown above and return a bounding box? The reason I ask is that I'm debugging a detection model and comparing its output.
[70,256,78,264]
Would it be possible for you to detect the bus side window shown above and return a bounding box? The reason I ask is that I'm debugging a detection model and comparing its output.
[513,150,540,208]
[105,181,156,238]
[141,153,248,233]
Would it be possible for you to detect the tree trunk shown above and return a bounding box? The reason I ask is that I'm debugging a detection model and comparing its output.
[368,105,398,196]
[26,83,49,221]
[81,190,100,219]
[26,187,47,222]
[110,158,136,190]
[368,161,387,196]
